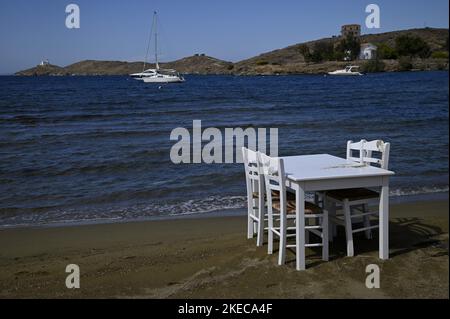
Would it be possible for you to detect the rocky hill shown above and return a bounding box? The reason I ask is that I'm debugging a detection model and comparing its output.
[164,55,234,74]
[16,64,66,76]
[62,60,143,76]
[233,28,449,75]
[15,27,448,76]
[15,55,233,76]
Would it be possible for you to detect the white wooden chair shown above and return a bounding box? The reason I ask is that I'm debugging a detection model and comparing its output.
[242,147,295,247]
[242,147,265,247]
[326,140,391,257]
[258,152,328,267]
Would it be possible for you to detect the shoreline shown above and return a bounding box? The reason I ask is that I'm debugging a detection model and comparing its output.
[1,191,448,231]
[0,198,448,298]
[9,67,450,77]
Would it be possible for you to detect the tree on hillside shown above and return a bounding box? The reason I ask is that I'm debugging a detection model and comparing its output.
[313,41,335,61]
[376,43,398,59]
[398,56,413,71]
[299,42,336,63]
[298,44,313,63]
[361,57,385,73]
[395,35,431,58]
[336,34,361,61]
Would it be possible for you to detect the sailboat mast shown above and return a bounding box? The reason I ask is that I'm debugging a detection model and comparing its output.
[154,11,159,70]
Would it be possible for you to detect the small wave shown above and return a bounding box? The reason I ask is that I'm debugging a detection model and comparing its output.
[389,186,449,197]
[0,186,448,229]
[166,196,246,216]
[0,195,247,228]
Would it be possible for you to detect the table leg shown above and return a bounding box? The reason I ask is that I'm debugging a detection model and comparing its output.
[295,183,306,271]
[379,177,389,260]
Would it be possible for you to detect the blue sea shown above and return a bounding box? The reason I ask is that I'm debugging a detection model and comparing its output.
[0,72,448,228]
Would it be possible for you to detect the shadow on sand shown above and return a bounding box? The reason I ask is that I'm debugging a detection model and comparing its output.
[279,217,447,267]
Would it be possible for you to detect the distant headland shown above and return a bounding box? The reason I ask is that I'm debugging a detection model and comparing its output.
[15,27,449,76]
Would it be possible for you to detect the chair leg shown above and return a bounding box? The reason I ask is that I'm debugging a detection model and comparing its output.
[322,211,329,261]
[333,219,338,238]
[247,197,254,239]
[305,218,310,245]
[278,213,287,265]
[315,192,325,208]
[253,197,259,234]
[362,204,372,239]
[343,199,354,257]
[256,194,265,247]
[314,193,320,206]
[328,201,337,242]
[268,209,274,255]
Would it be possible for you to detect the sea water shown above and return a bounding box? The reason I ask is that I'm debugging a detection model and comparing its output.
[0,72,448,227]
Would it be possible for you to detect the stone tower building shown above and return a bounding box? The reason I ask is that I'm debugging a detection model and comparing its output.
[341,24,361,38]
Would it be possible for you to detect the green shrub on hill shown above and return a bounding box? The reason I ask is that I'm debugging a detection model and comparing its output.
[313,41,335,62]
[395,35,431,58]
[298,44,312,62]
[443,36,449,51]
[398,56,413,71]
[431,51,449,59]
[362,59,386,73]
[377,43,398,59]
[336,34,361,61]
[299,40,348,63]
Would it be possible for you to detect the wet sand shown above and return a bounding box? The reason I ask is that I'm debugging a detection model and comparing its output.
[0,200,448,298]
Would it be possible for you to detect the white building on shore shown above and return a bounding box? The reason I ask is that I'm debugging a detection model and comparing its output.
[359,43,378,60]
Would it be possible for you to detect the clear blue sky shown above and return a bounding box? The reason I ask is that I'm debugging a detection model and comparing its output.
[0,0,448,74]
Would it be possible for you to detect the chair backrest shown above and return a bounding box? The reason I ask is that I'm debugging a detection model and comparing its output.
[346,140,366,163]
[257,152,287,206]
[362,140,390,169]
[242,147,263,198]
[346,139,390,169]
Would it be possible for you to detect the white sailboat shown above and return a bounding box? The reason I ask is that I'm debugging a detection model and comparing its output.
[130,11,185,83]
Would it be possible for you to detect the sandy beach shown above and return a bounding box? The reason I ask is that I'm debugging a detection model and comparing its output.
[0,199,448,299]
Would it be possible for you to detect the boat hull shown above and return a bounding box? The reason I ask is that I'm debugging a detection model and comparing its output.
[327,72,363,76]
[142,77,185,83]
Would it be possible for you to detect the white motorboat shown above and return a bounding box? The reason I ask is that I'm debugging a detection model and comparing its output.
[130,11,185,83]
[328,65,363,76]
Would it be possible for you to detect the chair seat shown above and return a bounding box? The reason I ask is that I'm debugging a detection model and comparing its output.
[253,190,295,201]
[327,188,379,202]
[272,200,323,214]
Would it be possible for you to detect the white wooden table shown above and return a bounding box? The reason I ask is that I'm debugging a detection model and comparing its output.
[281,154,395,270]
